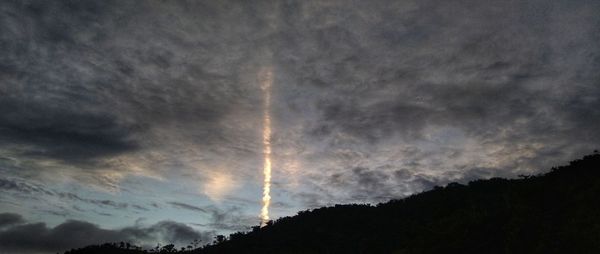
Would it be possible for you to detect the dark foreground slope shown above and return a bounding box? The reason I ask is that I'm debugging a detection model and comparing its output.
[66,153,600,254]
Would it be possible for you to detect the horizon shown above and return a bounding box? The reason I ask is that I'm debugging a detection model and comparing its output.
[1,0,599,253]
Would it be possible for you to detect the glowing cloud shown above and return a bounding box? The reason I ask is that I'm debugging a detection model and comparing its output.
[203,171,236,201]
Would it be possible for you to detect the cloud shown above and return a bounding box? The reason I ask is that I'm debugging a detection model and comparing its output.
[0,214,211,254]
[169,201,256,231]
[201,205,256,232]
[202,172,237,201]
[0,177,151,218]
[0,220,127,254]
[0,213,24,228]
[0,177,54,196]
[121,220,213,248]
[0,0,266,192]
[168,202,207,213]
[132,204,150,211]
[0,99,140,164]
[57,192,130,210]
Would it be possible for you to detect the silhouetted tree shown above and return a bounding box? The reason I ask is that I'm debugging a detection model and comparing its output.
[160,244,175,253]
[213,235,225,245]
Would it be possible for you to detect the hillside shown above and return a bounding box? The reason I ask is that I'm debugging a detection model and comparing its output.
[66,153,600,254]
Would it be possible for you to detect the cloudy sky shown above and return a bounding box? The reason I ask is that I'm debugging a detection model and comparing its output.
[1,0,599,253]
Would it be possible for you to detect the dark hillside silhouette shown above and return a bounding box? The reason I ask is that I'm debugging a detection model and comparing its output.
[65,153,600,254]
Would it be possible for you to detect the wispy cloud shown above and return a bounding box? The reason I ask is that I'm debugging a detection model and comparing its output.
[168,202,207,213]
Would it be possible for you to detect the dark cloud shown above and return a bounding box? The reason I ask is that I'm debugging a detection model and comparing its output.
[123,220,211,247]
[326,167,407,203]
[2,0,596,173]
[293,192,332,209]
[42,209,71,218]
[327,167,390,199]
[0,220,127,254]
[0,213,24,228]
[0,0,255,169]
[202,205,256,231]
[279,0,600,206]
[321,164,525,204]
[0,177,54,196]
[0,216,210,254]
[168,202,207,213]
[132,204,150,211]
[0,1,141,165]
[0,102,140,164]
[0,178,150,215]
[58,193,129,210]
[277,0,600,153]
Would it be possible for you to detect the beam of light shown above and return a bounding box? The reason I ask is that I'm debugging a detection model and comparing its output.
[259,67,273,227]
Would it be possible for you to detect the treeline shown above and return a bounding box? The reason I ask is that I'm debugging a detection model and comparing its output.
[65,152,600,254]
[63,240,205,254]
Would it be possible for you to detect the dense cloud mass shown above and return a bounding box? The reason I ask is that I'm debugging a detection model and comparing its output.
[0,212,24,227]
[0,0,599,253]
[0,213,211,254]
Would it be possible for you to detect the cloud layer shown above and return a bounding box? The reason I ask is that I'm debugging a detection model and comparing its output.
[0,213,211,254]
[1,0,599,252]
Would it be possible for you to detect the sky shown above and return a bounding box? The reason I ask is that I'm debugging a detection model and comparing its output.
[1,0,599,253]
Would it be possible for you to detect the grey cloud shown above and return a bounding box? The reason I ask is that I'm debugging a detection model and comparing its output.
[277,0,600,205]
[93,211,113,217]
[0,103,140,164]
[0,220,127,254]
[293,192,331,209]
[168,201,207,213]
[58,192,129,210]
[271,201,294,209]
[42,209,71,218]
[0,177,54,196]
[0,1,140,165]
[0,178,149,213]
[169,201,256,231]
[0,0,260,170]
[286,0,600,150]
[132,204,149,211]
[322,164,519,204]
[125,220,212,247]
[0,216,210,254]
[326,167,400,202]
[0,213,24,228]
[2,0,595,169]
[202,205,256,231]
